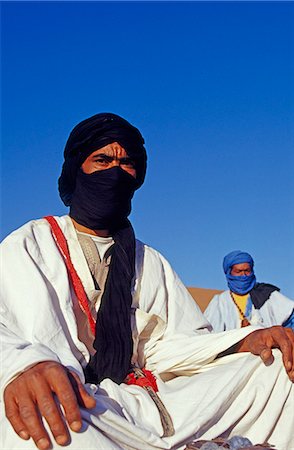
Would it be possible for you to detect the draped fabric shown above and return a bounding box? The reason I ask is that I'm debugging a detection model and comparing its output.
[69,167,138,231]
[226,273,256,295]
[84,222,135,384]
[250,282,280,309]
[223,250,254,274]
[2,215,294,450]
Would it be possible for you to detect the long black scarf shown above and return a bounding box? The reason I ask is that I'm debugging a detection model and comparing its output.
[84,222,135,384]
[69,168,137,385]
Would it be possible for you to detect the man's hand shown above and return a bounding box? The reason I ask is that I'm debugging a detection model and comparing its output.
[4,361,96,450]
[236,326,294,381]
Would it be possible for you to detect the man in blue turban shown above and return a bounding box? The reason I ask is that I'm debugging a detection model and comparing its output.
[205,250,294,331]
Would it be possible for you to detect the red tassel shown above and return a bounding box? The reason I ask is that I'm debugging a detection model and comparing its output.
[125,369,158,392]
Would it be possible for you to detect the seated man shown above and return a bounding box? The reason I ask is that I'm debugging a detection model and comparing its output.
[1,114,294,450]
[204,250,294,331]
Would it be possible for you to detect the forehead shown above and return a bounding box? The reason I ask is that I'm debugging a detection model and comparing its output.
[88,142,129,157]
[231,262,251,270]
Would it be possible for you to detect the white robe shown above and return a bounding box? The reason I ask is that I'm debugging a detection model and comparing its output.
[1,216,293,450]
[204,290,294,332]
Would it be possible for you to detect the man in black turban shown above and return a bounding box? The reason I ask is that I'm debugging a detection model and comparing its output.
[59,113,147,386]
[2,113,294,450]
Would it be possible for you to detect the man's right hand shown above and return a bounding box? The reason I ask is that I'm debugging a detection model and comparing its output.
[4,361,96,450]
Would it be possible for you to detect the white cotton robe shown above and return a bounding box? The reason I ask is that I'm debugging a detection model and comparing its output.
[204,290,294,332]
[1,216,294,450]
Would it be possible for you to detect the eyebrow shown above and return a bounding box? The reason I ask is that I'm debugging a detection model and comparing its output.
[92,153,112,159]
[92,153,133,161]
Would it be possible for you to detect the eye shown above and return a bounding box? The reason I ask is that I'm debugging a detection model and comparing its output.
[93,156,111,166]
[120,158,135,168]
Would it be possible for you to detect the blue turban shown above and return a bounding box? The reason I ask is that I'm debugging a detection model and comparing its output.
[223,250,256,295]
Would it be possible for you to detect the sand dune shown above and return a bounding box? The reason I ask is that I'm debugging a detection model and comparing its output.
[187,287,223,312]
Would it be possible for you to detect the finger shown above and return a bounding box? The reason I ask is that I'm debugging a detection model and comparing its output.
[49,367,83,432]
[68,371,96,409]
[5,382,52,450]
[33,377,70,446]
[283,328,294,380]
[260,347,274,366]
[272,327,293,374]
[17,396,51,450]
[4,392,30,441]
[4,370,53,450]
[242,329,275,365]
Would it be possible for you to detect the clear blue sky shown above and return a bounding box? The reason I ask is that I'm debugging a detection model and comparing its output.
[1,1,294,297]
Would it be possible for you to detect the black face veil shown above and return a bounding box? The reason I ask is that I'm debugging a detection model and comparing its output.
[58,113,147,384]
[58,112,147,207]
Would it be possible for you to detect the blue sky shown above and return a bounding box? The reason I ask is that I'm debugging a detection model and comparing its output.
[1,1,294,297]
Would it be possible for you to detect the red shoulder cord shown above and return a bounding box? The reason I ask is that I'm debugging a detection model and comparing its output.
[44,216,96,335]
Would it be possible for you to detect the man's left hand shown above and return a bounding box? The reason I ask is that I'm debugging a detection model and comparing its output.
[236,326,294,381]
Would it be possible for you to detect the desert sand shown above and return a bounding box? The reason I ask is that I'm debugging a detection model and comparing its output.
[187,287,223,312]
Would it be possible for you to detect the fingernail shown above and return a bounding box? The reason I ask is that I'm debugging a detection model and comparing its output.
[70,420,82,432]
[19,430,30,439]
[56,434,68,445]
[37,438,50,450]
[286,361,292,370]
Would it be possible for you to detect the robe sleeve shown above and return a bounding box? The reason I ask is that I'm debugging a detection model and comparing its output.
[283,310,294,329]
[0,323,61,397]
[0,222,82,397]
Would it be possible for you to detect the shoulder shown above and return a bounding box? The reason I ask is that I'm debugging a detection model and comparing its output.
[1,215,70,252]
[210,290,230,303]
[269,289,294,304]
[135,239,160,255]
[260,289,294,325]
[135,239,175,274]
[205,290,228,311]
[134,239,187,297]
[1,218,48,246]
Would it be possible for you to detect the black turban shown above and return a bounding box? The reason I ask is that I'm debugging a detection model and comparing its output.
[58,113,147,206]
